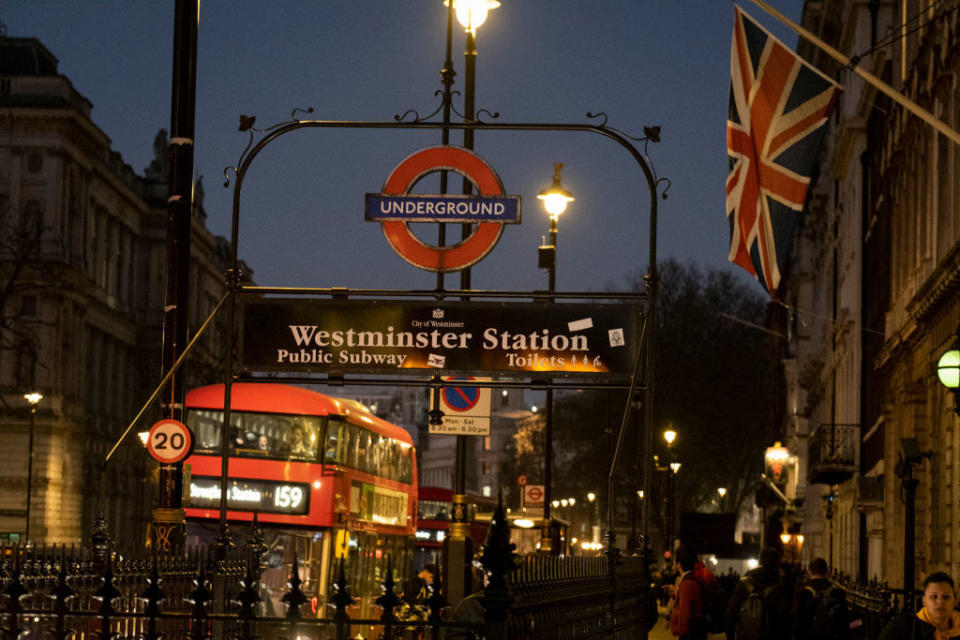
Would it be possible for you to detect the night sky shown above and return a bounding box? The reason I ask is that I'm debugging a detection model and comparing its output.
[4,1,806,295]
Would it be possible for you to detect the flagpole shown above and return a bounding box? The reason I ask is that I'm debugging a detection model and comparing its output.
[746,0,960,148]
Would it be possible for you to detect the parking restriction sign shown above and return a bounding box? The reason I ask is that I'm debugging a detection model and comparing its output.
[430,376,492,435]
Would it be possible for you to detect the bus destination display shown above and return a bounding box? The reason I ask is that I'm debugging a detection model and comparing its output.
[189,476,310,516]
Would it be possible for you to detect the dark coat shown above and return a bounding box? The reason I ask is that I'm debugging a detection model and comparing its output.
[795,577,849,640]
[724,567,793,640]
[878,612,936,640]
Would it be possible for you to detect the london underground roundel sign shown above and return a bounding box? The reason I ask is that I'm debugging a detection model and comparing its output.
[380,146,508,272]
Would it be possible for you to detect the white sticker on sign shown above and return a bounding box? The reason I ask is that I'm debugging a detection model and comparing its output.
[428,353,446,368]
[608,328,625,347]
[568,318,593,332]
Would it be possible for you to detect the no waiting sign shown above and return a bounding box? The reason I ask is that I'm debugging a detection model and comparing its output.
[430,376,492,436]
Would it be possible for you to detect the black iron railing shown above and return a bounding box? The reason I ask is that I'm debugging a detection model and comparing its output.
[0,502,652,640]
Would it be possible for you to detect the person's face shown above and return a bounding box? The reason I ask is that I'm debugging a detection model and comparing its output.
[923,581,955,626]
[258,436,268,449]
[290,429,303,444]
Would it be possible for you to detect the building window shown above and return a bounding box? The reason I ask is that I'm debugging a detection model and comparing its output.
[15,342,36,389]
[27,152,43,174]
[483,436,491,451]
[21,200,44,239]
[481,461,493,476]
[19,296,37,317]
[482,485,492,498]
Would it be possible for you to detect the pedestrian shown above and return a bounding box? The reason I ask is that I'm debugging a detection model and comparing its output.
[795,557,848,640]
[670,543,707,640]
[879,571,960,640]
[724,547,793,640]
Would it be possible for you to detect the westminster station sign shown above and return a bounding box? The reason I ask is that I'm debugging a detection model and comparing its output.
[240,299,641,377]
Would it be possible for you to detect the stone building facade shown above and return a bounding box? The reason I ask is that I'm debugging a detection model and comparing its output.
[0,37,247,545]
[780,0,960,586]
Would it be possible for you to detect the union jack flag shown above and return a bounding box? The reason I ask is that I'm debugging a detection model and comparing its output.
[727,6,842,297]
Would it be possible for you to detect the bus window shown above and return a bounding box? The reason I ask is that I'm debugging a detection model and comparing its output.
[399,444,412,483]
[183,409,325,462]
[324,418,345,464]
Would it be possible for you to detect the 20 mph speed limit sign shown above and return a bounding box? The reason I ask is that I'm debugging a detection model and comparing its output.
[147,419,193,464]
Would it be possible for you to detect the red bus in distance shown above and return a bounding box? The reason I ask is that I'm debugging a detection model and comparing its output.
[414,486,493,569]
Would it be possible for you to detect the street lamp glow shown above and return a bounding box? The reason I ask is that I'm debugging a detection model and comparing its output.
[637,490,644,499]
[537,162,574,218]
[938,347,960,389]
[24,393,42,406]
[717,487,727,498]
[552,500,560,508]
[514,518,535,529]
[663,429,677,446]
[780,532,792,545]
[587,492,596,503]
[568,497,576,506]
[444,0,500,33]
[561,499,568,507]
[765,441,790,464]
[669,461,681,474]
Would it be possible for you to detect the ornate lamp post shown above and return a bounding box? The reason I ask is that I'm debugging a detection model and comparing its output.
[538,162,574,555]
[438,0,499,605]
[23,392,42,542]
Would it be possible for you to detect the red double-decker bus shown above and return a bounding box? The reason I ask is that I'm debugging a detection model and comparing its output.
[182,383,417,619]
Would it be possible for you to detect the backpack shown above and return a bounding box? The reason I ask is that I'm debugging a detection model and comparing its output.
[735,577,777,640]
[687,574,727,634]
[807,585,846,640]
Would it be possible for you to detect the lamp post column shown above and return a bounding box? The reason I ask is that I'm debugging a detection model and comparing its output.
[536,164,573,555]
[24,393,41,542]
[155,0,199,555]
[541,215,557,554]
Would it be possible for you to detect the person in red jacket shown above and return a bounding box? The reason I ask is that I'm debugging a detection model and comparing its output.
[671,543,707,640]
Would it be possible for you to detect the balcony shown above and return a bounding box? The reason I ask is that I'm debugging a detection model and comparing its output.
[808,423,859,485]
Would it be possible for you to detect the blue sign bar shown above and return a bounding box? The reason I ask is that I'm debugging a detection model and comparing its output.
[365,194,522,223]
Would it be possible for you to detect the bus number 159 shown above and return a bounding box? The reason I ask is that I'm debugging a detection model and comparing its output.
[274,485,304,509]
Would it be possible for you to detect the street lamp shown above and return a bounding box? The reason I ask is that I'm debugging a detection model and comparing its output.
[937,327,960,416]
[538,163,573,555]
[446,0,500,33]
[663,429,677,446]
[587,492,600,544]
[717,487,727,512]
[439,0,498,602]
[23,392,42,542]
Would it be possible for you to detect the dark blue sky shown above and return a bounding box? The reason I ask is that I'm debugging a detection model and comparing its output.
[5,1,805,294]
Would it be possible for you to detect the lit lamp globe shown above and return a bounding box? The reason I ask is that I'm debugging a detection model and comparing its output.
[663,429,677,446]
[538,163,575,219]
[938,345,960,389]
[444,0,500,32]
[939,340,960,416]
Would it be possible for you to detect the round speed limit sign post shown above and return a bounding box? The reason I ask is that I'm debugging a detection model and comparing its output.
[147,419,193,464]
